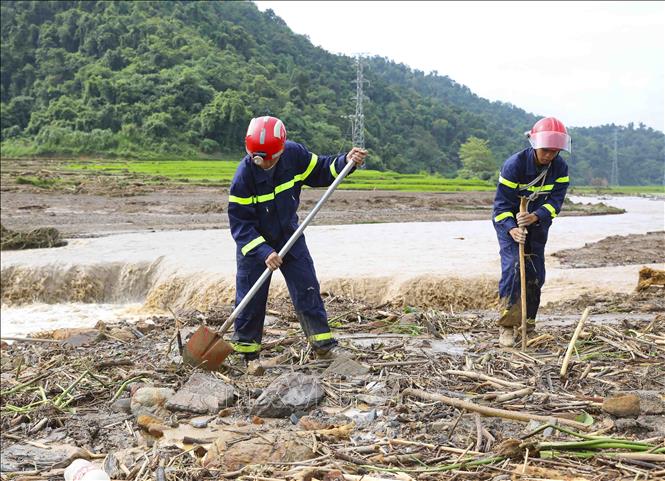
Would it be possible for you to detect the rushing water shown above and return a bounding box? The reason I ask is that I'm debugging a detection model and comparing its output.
[1,195,663,337]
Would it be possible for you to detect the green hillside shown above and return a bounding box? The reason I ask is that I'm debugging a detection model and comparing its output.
[1,1,663,185]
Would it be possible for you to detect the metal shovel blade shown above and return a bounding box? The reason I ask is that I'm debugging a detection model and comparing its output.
[182,325,235,371]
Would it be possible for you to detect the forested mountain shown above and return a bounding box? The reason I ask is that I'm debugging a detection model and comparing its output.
[1,1,663,185]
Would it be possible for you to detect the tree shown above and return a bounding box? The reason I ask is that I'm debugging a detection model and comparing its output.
[457,136,495,180]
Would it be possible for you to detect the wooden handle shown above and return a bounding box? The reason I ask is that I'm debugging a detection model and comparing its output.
[519,197,528,350]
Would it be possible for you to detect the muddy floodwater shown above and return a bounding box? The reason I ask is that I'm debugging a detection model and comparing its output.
[1,195,663,337]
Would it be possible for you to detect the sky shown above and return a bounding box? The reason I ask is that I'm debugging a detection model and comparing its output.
[255,1,664,132]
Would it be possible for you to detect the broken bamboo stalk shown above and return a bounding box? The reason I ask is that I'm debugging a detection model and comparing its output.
[1,336,61,343]
[402,387,591,431]
[445,370,526,389]
[560,307,591,380]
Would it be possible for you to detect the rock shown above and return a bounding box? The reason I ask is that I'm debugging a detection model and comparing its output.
[107,327,136,342]
[134,320,157,334]
[130,387,175,418]
[61,330,101,347]
[203,429,315,469]
[166,372,235,414]
[191,417,211,428]
[615,390,665,415]
[615,415,665,437]
[603,394,640,418]
[251,372,324,418]
[246,360,265,376]
[111,397,132,413]
[297,416,327,431]
[323,357,370,378]
[103,447,144,479]
[0,443,89,471]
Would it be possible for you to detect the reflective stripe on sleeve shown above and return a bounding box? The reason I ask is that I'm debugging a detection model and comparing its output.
[555,176,570,183]
[231,341,261,353]
[330,161,339,179]
[543,203,557,218]
[499,176,518,189]
[241,236,266,255]
[309,332,333,342]
[229,194,255,205]
[494,212,515,222]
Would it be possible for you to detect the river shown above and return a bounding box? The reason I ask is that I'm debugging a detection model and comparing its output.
[1,195,663,337]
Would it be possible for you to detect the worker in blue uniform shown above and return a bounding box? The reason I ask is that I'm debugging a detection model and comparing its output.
[492,117,571,347]
[228,116,367,363]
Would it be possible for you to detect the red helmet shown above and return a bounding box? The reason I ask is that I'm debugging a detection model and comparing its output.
[525,117,571,152]
[245,116,287,161]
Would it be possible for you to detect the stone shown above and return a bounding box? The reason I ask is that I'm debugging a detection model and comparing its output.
[251,372,324,418]
[61,330,101,348]
[103,447,144,479]
[322,357,370,378]
[603,394,640,418]
[111,397,132,413]
[203,429,315,469]
[107,327,136,342]
[246,360,265,376]
[166,372,235,414]
[0,444,89,471]
[130,387,175,418]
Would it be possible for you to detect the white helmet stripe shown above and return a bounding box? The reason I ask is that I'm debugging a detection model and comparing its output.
[274,120,284,138]
[259,128,266,145]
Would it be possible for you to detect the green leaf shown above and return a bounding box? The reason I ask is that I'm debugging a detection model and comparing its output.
[575,411,594,426]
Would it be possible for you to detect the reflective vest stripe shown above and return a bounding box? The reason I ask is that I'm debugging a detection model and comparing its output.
[499,176,518,189]
[543,203,557,218]
[274,179,295,195]
[241,235,266,256]
[555,176,569,183]
[231,341,261,353]
[298,153,318,183]
[494,212,515,222]
[230,154,320,206]
[518,183,554,192]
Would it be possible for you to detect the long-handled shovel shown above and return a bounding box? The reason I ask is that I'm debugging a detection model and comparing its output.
[519,197,528,350]
[182,159,358,370]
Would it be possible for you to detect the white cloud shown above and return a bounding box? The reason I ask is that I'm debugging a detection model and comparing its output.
[255,1,665,131]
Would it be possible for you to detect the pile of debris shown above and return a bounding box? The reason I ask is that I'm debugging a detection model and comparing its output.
[0,223,67,251]
[1,297,664,480]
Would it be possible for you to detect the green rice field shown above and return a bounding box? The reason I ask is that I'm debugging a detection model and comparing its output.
[65,159,664,194]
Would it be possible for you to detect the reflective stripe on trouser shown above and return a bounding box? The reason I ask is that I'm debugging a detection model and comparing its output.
[232,245,336,351]
[496,227,547,322]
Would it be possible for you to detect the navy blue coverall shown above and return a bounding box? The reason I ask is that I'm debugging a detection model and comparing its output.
[227,140,352,356]
[492,148,569,322]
